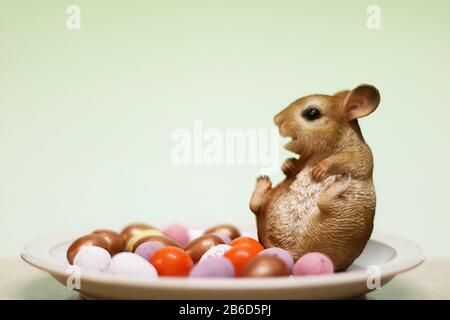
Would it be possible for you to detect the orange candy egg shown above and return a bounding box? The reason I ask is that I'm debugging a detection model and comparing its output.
[224,245,261,277]
[150,246,194,277]
[229,237,265,252]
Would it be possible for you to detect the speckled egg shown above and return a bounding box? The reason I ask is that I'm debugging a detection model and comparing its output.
[67,234,111,264]
[199,244,232,262]
[189,256,235,278]
[292,252,334,276]
[109,252,158,278]
[134,241,164,261]
[73,246,112,273]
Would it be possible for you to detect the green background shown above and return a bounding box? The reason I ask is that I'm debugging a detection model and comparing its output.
[1,0,449,257]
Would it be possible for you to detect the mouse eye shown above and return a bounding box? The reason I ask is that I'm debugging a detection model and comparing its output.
[302,106,322,121]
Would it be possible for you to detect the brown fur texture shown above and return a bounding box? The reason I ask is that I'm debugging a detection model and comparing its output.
[249,84,380,271]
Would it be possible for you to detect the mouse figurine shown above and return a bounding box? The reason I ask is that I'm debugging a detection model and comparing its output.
[249,84,380,271]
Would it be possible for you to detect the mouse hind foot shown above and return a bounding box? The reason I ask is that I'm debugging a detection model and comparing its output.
[249,175,272,215]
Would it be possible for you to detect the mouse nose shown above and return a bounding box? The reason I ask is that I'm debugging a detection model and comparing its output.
[274,112,283,126]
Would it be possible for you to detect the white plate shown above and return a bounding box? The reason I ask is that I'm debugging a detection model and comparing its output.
[21,229,424,299]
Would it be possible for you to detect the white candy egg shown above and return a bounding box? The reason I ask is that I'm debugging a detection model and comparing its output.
[109,252,157,278]
[199,244,232,262]
[73,246,112,273]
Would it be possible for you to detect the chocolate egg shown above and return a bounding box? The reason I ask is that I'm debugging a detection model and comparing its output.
[203,224,241,240]
[214,233,232,244]
[132,235,181,252]
[258,247,294,272]
[241,255,289,277]
[120,223,154,242]
[185,234,225,263]
[66,234,111,264]
[92,229,125,255]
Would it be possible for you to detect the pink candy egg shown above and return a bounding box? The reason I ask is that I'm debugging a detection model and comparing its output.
[163,223,190,247]
[135,242,164,261]
[292,252,334,276]
[189,256,235,278]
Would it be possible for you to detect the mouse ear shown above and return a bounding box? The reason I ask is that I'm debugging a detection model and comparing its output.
[343,84,380,121]
[333,90,350,99]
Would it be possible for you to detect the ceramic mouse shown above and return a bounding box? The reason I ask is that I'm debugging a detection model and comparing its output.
[249,84,380,271]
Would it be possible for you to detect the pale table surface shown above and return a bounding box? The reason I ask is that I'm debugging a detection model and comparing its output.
[0,257,449,300]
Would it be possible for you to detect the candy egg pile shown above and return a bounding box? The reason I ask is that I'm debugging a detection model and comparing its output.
[67,223,335,279]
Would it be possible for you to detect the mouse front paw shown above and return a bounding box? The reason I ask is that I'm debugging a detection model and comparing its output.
[255,175,272,191]
[282,158,300,177]
[250,176,272,215]
[312,160,331,181]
